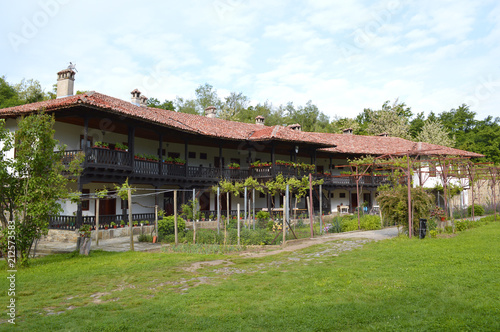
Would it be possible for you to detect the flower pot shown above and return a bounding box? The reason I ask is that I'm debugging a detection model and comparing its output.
[440,217,445,221]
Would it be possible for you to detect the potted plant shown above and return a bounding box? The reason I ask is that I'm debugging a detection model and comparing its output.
[430,206,445,222]
[134,153,146,160]
[93,141,109,149]
[110,221,117,228]
[228,162,240,169]
[133,221,138,227]
[104,224,109,230]
[251,160,270,168]
[79,224,92,238]
[115,142,128,152]
[209,213,214,221]
[164,156,174,164]
[201,213,206,221]
[147,154,159,162]
[174,157,186,165]
[120,220,125,227]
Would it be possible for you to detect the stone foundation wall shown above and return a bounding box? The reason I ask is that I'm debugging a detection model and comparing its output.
[43,225,155,242]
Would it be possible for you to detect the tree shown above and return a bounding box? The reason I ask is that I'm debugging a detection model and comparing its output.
[147,97,174,111]
[286,100,330,132]
[0,76,22,108]
[416,119,455,147]
[0,113,83,265]
[14,78,46,104]
[409,111,426,139]
[330,116,361,134]
[219,91,249,121]
[195,83,222,113]
[366,100,412,139]
[175,96,199,115]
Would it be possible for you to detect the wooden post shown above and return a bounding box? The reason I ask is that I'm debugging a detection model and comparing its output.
[252,188,255,230]
[283,185,288,247]
[407,154,412,238]
[192,189,196,244]
[128,188,134,251]
[309,173,314,238]
[154,205,158,243]
[217,187,220,234]
[244,187,247,229]
[319,184,323,233]
[237,203,240,246]
[95,198,100,246]
[174,190,178,245]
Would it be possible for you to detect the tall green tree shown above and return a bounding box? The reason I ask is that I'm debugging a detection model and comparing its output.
[366,100,412,139]
[147,97,175,111]
[0,76,22,108]
[0,113,83,265]
[416,119,455,147]
[14,78,46,104]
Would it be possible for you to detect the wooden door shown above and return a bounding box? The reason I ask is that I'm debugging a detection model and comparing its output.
[351,193,358,212]
[98,197,116,216]
[199,191,210,212]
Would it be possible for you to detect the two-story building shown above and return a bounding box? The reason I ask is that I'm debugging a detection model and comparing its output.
[0,69,483,229]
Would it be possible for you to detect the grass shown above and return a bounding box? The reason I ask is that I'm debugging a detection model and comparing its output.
[1,223,499,331]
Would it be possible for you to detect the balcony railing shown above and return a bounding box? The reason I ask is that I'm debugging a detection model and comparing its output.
[49,213,156,230]
[61,149,388,185]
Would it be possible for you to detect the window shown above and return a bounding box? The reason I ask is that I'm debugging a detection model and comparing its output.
[200,153,207,160]
[330,193,334,198]
[339,193,346,198]
[82,189,90,211]
[168,152,180,159]
[80,135,93,149]
[188,152,196,159]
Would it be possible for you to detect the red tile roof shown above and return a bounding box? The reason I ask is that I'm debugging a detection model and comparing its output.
[0,92,483,158]
[311,133,483,158]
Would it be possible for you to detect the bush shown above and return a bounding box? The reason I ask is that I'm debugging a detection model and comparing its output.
[138,234,153,242]
[341,217,358,232]
[158,215,186,237]
[256,211,271,229]
[467,204,485,217]
[359,215,381,230]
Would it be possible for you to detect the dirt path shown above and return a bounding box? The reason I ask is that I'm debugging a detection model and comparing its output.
[239,226,399,258]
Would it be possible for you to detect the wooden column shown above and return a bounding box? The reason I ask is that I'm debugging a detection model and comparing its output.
[128,126,135,166]
[271,142,276,176]
[158,133,163,176]
[83,116,89,156]
[219,144,223,175]
[185,139,189,177]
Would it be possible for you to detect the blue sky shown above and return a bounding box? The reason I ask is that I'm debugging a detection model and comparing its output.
[1,0,499,120]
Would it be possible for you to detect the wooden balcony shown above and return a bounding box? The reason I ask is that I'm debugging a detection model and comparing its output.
[61,149,388,186]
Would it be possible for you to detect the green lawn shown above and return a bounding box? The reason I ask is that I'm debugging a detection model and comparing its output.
[1,223,499,331]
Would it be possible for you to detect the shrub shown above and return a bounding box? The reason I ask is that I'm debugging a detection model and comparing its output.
[256,211,271,229]
[359,215,381,230]
[467,204,485,217]
[138,234,153,242]
[158,215,186,237]
[341,217,358,232]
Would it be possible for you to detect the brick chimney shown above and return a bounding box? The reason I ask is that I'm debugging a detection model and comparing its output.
[131,89,141,106]
[205,106,217,118]
[56,69,76,98]
[342,128,353,135]
[255,115,265,125]
[140,95,148,107]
